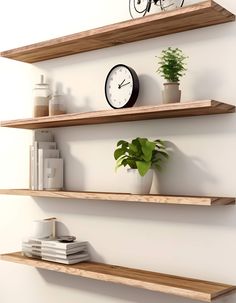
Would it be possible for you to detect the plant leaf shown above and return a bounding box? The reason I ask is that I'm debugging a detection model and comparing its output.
[114,148,126,160]
[141,140,155,161]
[136,161,151,176]
[117,140,128,147]
[126,159,137,169]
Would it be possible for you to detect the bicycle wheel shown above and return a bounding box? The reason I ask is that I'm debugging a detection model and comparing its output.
[129,0,149,19]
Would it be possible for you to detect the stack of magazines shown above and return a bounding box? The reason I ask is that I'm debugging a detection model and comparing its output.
[30,130,63,191]
[22,238,90,264]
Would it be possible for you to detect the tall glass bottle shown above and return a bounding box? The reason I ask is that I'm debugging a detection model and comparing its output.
[33,75,51,117]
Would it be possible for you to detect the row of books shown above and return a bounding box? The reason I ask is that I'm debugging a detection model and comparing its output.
[22,238,90,264]
[30,130,63,190]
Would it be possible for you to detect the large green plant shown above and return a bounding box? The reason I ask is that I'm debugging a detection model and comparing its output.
[157,47,187,82]
[114,137,169,176]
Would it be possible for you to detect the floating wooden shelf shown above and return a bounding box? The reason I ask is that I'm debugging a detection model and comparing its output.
[1,252,235,302]
[0,100,235,129]
[0,1,234,63]
[0,189,234,206]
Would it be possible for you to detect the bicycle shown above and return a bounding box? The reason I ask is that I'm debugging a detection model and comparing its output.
[129,0,185,19]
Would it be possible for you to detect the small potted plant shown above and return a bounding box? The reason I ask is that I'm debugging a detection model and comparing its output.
[114,137,169,194]
[157,47,187,103]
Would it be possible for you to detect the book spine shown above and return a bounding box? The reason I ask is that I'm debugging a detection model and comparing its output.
[38,149,43,190]
[29,146,32,189]
[41,241,87,249]
[33,141,38,190]
[30,145,35,190]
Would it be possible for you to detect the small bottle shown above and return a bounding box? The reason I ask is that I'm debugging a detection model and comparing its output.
[49,91,66,116]
[33,75,51,117]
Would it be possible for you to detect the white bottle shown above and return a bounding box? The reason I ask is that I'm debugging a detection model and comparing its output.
[49,91,66,116]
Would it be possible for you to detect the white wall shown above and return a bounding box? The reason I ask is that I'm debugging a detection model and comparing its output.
[0,1,236,303]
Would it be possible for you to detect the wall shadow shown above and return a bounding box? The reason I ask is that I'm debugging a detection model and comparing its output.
[37,268,200,303]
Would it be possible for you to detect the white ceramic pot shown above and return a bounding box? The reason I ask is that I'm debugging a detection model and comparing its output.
[127,169,153,194]
[31,219,54,239]
[162,82,181,104]
[161,0,182,11]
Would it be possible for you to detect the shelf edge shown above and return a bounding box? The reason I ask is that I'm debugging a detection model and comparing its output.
[0,189,234,206]
[0,1,234,63]
[1,252,235,302]
[0,101,235,130]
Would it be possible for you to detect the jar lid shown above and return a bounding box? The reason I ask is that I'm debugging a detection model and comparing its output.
[34,75,49,89]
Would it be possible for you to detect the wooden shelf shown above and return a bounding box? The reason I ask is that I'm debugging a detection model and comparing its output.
[0,1,234,63]
[0,189,234,206]
[0,100,235,130]
[1,252,235,302]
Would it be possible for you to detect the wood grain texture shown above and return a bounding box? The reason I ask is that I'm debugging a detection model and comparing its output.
[1,252,235,302]
[0,100,235,129]
[0,189,234,206]
[0,1,234,63]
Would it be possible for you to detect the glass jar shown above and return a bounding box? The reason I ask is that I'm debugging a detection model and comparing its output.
[33,75,51,117]
[49,92,66,116]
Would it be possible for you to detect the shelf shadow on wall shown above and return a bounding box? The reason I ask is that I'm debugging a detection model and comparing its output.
[33,195,236,229]
[52,134,87,191]
[52,113,236,143]
[135,74,162,107]
[35,20,236,71]
[36,267,199,303]
[156,141,216,196]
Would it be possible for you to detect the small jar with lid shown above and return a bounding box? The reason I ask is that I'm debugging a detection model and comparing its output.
[33,75,51,117]
[49,91,66,116]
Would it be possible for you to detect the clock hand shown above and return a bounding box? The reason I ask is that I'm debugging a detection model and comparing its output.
[120,81,130,88]
[118,79,125,89]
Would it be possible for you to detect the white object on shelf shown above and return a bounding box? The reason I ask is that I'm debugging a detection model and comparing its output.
[38,149,60,190]
[127,169,153,194]
[49,92,66,116]
[44,158,63,190]
[31,219,55,239]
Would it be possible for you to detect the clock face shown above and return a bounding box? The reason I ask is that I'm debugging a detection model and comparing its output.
[105,64,139,109]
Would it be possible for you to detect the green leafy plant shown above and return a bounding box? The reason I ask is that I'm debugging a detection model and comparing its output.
[157,47,188,82]
[114,137,169,176]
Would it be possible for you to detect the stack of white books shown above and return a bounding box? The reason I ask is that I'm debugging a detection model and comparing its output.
[22,238,90,264]
[30,130,63,191]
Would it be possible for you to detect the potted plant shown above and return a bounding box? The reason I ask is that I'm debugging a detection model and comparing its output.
[157,47,187,103]
[114,137,169,194]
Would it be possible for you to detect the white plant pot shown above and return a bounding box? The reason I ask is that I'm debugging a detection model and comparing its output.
[162,82,181,104]
[161,0,183,11]
[127,169,153,195]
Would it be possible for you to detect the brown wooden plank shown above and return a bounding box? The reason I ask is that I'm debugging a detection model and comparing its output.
[0,100,235,130]
[0,189,234,206]
[0,1,234,63]
[1,252,235,302]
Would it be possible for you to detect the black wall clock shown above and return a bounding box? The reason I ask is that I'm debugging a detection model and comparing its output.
[105,64,139,109]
